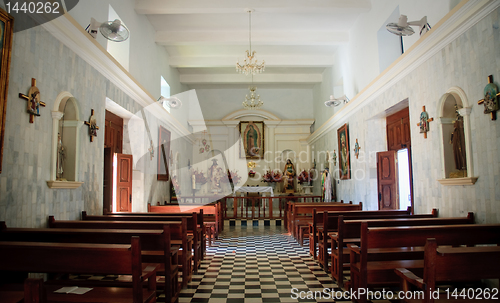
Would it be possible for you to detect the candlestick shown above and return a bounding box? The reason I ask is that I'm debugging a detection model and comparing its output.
[192,174,196,190]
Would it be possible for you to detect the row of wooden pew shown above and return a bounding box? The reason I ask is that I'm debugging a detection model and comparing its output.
[294,206,500,303]
[0,202,223,303]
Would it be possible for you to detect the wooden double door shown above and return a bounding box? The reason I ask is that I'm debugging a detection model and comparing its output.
[377,107,413,211]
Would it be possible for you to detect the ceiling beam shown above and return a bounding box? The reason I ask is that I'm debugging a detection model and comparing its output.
[135,0,371,15]
[169,55,334,68]
[179,73,323,84]
[155,30,349,46]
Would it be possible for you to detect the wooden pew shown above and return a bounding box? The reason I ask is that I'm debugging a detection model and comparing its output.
[288,202,363,238]
[329,213,473,287]
[48,216,193,289]
[0,237,157,303]
[82,211,204,270]
[0,222,179,303]
[396,238,500,303]
[308,208,437,259]
[348,223,500,303]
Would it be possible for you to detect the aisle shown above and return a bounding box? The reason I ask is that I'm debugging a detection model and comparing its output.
[177,225,341,303]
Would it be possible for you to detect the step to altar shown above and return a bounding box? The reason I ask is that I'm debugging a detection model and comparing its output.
[225,219,282,227]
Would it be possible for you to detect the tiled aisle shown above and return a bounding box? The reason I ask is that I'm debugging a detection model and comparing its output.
[178,225,343,303]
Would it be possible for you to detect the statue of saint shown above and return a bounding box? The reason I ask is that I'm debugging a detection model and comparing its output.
[209,159,224,192]
[56,133,65,180]
[321,168,332,202]
[450,116,467,171]
[283,159,296,192]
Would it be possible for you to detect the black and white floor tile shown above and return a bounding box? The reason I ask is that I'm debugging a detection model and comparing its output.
[176,225,346,303]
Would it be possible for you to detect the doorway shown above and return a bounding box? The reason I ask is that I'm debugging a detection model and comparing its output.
[103,110,133,213]
[377,107,414,212]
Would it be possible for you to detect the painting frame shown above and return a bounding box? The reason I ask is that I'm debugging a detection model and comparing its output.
[239,121,265,159]
[157,125,171,181]
[0,8,14,174]
[337,123,351,180]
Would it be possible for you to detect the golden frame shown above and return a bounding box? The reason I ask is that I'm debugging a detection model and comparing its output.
[0,8,13,173]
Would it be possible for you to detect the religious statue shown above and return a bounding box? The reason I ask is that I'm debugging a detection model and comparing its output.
[450,109,467,172]
[282,159,296,192]
[56,133,65,180]
[321,168,332,202]
[209,159,225,192]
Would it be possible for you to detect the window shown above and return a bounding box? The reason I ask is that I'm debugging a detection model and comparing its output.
[161,76,171,113]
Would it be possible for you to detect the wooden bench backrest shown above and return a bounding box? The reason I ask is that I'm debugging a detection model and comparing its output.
[49,216,186,241]
[425,238,500,284]
[363,223,500,249]
[340,213,473,239]
[294,204,362,215]
[148,203,217,215]
[0,238,139,276]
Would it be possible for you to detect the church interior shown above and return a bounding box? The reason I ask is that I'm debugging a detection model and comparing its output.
[0,0,499,302]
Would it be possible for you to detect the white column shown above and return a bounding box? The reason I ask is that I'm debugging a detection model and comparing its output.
[266,124,278,170]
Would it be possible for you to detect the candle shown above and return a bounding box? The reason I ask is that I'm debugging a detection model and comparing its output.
[192,174,196,190]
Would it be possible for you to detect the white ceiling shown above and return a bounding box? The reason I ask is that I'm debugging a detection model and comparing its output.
[135,0,372,88]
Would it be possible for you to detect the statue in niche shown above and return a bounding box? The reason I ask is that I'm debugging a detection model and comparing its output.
[56,133,66,181]
[450,106,467,176]
[283,159,296,192]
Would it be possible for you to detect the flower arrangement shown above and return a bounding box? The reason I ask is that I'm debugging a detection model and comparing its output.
[193,169,207,184]
[225,170,242,186]
[297,169,310,184]
[262,170,283,183]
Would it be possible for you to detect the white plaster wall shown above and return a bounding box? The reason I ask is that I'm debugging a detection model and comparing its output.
[311,7,500,223]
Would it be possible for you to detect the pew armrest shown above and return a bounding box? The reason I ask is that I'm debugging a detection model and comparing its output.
[395,268,425,289]
[347,244,360,254]
[141,264,159,281]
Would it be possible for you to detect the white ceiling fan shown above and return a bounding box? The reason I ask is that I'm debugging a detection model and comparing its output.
[325,95,349,107]
[386,15,431,36]
[86,18,130,42]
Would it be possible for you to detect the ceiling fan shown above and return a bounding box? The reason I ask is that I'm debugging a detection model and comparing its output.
[86,18,130,42]
[325,95,349,107]
[386,15,431,36]
[158,96,183,109]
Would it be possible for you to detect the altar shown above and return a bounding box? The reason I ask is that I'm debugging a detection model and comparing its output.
[235,186,274,197]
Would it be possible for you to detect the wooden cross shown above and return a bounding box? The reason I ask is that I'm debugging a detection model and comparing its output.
[19,78,46,123]
[416,106,434,139]
[84,109,99,142]
[354,139,361,159]
[477,75,500,121]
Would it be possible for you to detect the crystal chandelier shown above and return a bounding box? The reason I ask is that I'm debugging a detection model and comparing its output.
[236,9,265,75]
[243,75,263,109]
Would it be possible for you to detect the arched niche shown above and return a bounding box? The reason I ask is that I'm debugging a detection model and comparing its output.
[437,87,477,186]
[46,92,84,189]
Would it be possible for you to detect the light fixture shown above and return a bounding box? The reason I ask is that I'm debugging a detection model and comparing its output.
[158,96,182,109]
[386,15,431,36]
[324,95,350,107]
[86,18,130,42]
[242,75,263,110]
[236,9,265,75]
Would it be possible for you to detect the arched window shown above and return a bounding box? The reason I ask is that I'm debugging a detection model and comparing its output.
[437,87,477,185]
[47,92,83,189]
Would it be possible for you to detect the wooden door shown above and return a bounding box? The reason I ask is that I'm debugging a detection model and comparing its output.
[377,151,398,210]
[103,148,113,214]
[116,153,133,212]
[386,107,411,151]
[104,110,123,154]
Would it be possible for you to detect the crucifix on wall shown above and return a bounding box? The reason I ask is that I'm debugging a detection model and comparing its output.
[477,75,500,121]
[84,109,99,142]
[19,78,46,123]
[417,106,433,139]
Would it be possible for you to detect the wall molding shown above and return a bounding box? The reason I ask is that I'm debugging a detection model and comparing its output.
[307,0,499,145]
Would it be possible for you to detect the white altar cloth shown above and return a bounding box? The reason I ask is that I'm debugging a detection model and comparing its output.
[235,186,274,197]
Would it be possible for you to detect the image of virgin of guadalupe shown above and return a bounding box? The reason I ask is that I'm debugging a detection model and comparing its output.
[244,124,261,157]
[340,133,349,176]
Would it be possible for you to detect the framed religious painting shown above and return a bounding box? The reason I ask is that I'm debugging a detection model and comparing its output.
[337,123,351,180]
[157,126,171,181]
[239,121,264,159]
[0,8,14,173]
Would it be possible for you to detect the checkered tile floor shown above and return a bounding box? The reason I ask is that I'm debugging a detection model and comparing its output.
[176,225,345,303]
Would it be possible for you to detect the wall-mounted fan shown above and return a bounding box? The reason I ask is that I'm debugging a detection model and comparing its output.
[324,95,349,107]
[386,15,430,36]
[86,18,130,42]
[158,96,183,109]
